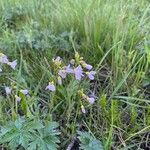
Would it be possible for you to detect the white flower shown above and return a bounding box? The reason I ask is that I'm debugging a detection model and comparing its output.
[5,87,12,95]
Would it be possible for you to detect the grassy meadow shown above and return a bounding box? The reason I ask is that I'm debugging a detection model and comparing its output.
[0,0,150,149]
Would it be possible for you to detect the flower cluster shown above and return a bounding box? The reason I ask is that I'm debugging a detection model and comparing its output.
[1,53,23,102]
[46,52,96,90]
[5,84,29,102]
[15,89,29,102]
[78,89,96,113]
[45,52,96,114]
[0,53,17,72]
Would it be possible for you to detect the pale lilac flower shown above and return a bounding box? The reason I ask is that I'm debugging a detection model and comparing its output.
[57,76,62,85]
[20,89,29,95]
[5,87,12,95]
[58,70,67,79]
[85,64,93,70]
[74,65,84,81]
[65,65,74,74]
[0,68,2,72]
[80,60,92,70]
[15,95,21,102]
[81,105,86,114]
[45,82,56,91]
[0,54,9,64]
[8,60,17,70]
[87,97,95,104]
[87,71,96,80]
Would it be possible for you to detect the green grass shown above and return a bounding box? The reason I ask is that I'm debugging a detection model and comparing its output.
[0,0,150,149]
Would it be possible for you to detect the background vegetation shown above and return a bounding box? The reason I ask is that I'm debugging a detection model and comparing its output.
[0,0,150,149]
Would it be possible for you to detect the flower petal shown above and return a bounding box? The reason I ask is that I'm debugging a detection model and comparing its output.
[15,95,21,102]
[74,65,84,81]
[0,54,9,64]
[20,89,29,95]
[66,65,74,74]
[85,64,93,70]
[45,82,56,91]
[87,97,95,104]
[8,60,17,70]
[58,70,67,79]
[87,74,94,80]
[5,87,12,95]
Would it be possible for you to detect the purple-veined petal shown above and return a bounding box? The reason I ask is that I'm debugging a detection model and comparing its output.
[74,65,84,81]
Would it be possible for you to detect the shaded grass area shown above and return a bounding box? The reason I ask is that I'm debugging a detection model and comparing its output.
[0,0,150,149]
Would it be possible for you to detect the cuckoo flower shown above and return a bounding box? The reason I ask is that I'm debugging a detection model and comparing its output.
[5,87,12,95]
[45,82,56,91]
[15,95,21,102]
[58,69,67,79]
[85,64,93,70]
[20,89,29,95]
[87,71,96,80]
[0,54,9,64]
[8,60,17,70]
[80,60,93,70]
[78,89,96,104]
[74,65,84,81]
[87,97,95,104]
[65,65,74,74]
